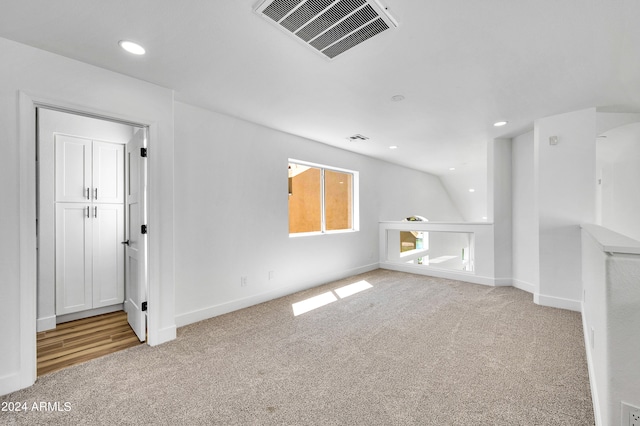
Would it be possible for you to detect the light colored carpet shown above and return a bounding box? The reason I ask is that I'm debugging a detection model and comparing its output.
[1,270,594,425]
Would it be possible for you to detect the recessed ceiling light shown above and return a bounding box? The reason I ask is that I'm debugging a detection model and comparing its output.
[482,216,487,220]
[391,95,405,102]
[449,167,456,171]
[389,145,398,150]
[469,188,475,193]
[119,40,146,55]
[494,121,508,127]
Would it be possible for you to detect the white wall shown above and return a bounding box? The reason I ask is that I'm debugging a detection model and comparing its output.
[376,163,463,222]
[597,122,640,241]
[511,131,538,293]
[488,138,512,283]
[37,109,135,331]
[0,37,175,395]
[534,108,596,310]
[439,161,488,222]
[173,101,463,326]
[582,225,640,426]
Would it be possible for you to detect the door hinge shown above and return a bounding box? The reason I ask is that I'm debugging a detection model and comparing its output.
[140,147,148,158]
[141,224,147,234]
[141,301,147,311]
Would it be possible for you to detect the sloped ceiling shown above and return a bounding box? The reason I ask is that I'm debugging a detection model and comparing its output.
[1,0,639,220]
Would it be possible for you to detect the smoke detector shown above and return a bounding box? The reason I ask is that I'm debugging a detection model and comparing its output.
[255,0,398,59]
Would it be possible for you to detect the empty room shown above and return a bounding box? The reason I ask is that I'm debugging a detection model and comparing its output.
[1,1,639,425]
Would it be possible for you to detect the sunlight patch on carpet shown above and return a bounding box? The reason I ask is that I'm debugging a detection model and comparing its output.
[292,292,337,316]
[292,280,373,316]
[334,280,372,299]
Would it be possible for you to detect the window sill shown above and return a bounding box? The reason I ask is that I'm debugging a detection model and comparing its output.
[289,229,358,238]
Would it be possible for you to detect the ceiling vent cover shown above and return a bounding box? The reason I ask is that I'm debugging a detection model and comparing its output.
[255,0,397,59]
[347,134,369,141]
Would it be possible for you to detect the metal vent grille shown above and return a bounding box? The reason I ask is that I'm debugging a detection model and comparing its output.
[256,0,397,59]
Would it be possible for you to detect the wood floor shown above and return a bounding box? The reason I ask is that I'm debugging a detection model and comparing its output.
[37,311,142,376]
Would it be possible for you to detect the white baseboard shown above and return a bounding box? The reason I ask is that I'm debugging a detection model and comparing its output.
[56,304,124,324]
[175,263,379,328]
[380,262,506,287]
[149,325,177,347]
[581,302,602,426]
[494,277,513,287]
[512,279,535,294]
[36,315,56,332]
[0,372,21,397]
[534,293,581,312]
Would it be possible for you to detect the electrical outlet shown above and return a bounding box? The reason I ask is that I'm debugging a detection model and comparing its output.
[268,271,275,280]
[240,276,247,287]
[622,402,640,426]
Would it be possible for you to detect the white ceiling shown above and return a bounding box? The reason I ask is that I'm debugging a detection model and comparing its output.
[1,0,639,220]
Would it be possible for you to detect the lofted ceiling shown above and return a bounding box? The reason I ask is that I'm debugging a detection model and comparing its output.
[1,0,639,220]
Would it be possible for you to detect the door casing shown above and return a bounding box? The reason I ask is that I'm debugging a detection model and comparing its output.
[17,91,160,391]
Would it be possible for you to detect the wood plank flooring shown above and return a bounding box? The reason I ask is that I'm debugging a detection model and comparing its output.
[37,311,142,376]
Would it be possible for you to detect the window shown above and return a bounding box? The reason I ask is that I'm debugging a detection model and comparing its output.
[288,160,358,235]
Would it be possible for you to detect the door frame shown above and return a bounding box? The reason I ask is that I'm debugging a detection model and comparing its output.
[17,91,160,389]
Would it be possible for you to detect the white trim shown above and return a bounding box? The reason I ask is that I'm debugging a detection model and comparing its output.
[380,262,504,287]
[493,277,512,287]
[36,315,57,332]
[581,223,640,255]
[175,263,379,327]
[288,158,355,175]
[145,121,176,347]
[288,229,358,238]
[16,91,37,394]
[153,325,178,346]
[534,292,582,312]
[8,91,171,396]
[288,158,360,235]
[512,279,535,294]
[56,304,124,325]
[0,373,22,396]
[582,302,602,426]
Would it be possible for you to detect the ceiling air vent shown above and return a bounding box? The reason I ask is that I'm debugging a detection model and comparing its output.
[347,134,369,141]
[255,0,398,59]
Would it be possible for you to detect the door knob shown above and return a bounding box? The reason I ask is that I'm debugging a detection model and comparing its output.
[121,240,130,246]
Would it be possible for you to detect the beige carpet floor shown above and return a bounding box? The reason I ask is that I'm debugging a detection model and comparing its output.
[1,269,594,425]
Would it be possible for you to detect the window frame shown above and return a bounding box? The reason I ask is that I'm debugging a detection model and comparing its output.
[288,159,359,237]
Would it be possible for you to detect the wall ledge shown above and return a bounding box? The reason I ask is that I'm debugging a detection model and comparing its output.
[581,224,640,255]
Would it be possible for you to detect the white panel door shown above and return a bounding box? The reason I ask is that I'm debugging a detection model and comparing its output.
[92,204,125,308]
[55,203,92,315]
[93,141,124,204]
[125,129,147,342]
[55,135,91,203]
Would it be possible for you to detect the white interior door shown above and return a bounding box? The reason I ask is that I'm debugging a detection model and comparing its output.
[124,129,147,342]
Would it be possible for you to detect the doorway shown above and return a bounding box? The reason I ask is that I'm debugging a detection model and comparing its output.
[36,311,141,376]
[35,107,149,374]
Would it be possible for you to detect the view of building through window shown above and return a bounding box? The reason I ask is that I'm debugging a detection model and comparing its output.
[288,161,355,234]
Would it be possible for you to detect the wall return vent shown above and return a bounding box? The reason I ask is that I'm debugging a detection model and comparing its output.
[255,0,398,59]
